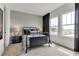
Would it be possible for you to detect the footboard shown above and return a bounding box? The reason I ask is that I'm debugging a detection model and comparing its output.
[29,36,48,47]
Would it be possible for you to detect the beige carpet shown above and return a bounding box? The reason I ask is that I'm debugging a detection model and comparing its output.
[3,43,23,56]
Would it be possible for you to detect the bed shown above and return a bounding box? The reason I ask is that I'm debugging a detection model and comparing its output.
[22,27,49,48]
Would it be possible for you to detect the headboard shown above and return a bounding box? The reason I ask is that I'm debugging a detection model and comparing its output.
[23,27,38,35]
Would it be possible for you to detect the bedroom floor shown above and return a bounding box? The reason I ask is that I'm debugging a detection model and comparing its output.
[21,44,79,56]
[3,43,79,56]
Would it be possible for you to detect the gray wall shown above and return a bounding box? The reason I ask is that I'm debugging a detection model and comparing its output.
[10,10,43,32]
[50,3,75,50]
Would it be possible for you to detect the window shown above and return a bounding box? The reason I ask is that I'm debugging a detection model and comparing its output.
[50,17,58,35]
[62,11,75,37]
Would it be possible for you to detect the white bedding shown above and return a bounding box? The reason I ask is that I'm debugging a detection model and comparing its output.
[27,34,45,37]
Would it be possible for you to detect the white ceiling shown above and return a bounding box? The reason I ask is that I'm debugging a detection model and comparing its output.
[6,3,65,16]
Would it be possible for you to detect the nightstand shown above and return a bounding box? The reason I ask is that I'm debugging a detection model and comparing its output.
[11,36,22,44]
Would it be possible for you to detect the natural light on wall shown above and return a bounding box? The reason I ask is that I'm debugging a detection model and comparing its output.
[50,17,58,35]
[62,11,75,38]
[50,11,75,38]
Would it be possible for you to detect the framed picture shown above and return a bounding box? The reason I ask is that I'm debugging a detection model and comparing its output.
[0,8,3,40]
